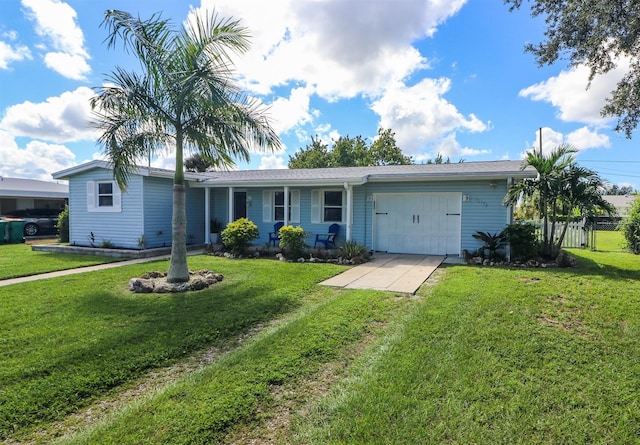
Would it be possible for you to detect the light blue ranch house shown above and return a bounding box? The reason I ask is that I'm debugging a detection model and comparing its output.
[53,160,536,256]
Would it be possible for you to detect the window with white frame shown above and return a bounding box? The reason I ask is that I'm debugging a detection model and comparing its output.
[311,189,345,223]
[263,190,300,222]
[98,182,114,207]
[87,180,122,212]
[323,191,343,222]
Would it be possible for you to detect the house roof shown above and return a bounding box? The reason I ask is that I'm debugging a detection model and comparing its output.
[0,176,68,199]
[190,160,536,187]
[52,160,207,182]
[53,159,536,188]
[603,194,637,217]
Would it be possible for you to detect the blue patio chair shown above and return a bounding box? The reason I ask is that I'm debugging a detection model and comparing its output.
[315,223,340,249]
[269,221,284,246]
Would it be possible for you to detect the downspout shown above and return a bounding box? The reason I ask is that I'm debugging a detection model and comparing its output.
[228,186,234,224]
[205,187,211,243]
[344,182,353,241]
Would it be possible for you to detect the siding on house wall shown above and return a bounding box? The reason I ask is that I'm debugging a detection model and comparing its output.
[364,179,510,254]
[202,179,511,254]
[68,169,144,249]
[142,177,206,248]
[185,184,205,244]
[208,188,230,227]
[142,176,173,248]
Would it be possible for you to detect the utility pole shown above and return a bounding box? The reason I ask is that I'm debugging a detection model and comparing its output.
[539,127,543,156]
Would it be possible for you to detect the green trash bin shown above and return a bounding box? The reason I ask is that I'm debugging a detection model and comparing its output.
[0,220,6,244]
[6,219,25,243]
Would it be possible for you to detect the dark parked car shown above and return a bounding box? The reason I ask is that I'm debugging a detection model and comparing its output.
[1,208,61,236]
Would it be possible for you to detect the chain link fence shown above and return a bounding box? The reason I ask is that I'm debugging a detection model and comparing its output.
[590,220,627,252]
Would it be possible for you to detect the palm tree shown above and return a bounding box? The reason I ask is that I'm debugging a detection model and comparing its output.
[91,10,280,282]
[505,144,614,258]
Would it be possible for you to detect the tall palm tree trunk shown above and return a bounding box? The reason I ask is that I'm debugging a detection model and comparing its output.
[167,130,190,283]
[167,183,189,282]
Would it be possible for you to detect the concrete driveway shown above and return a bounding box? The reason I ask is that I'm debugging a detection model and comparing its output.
[319,253,445,294]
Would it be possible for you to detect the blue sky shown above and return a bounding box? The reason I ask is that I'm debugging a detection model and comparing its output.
[1,0,638,189]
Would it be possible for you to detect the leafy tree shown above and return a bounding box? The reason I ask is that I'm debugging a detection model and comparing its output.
[91,10,279,282]
[185,153,214,172]
[506,0,640,137]
[288,128,412,168]
[619,196,640,254]
[504,144,614,258]
[425,153,450,164]
[606,184,636,195]
[287,137,330,169]
[368,128,413,165]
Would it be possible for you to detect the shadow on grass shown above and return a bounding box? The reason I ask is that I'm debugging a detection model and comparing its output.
[0,278,302,439]
[452,249,640,282]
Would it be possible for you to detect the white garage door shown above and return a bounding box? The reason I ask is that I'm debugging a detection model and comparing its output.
[374,193,461,255]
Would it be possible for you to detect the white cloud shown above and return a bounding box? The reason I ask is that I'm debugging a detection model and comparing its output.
[414,133,489,162]
[21,0,90,80]
[519,60,629,125]
[566,126,611,150]
[0,39,32,69]
[522,126,611,158]
[371,78,487,154]
[193,0,467,117]
[0,86,97,143]
[187,0,489,163]
[43,52,91,81]
[0,130,76,180]
[258,154,287,170]
[268,86,316,134]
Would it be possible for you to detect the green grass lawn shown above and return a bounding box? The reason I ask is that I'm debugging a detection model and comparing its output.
[1,249,639,444]
[592,229,626,251]
[0,243,121,280]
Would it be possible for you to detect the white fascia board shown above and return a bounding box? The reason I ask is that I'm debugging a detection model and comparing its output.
[189,178,367,188]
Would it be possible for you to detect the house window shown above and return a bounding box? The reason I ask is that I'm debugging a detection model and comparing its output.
[323,191,343,222]
[87,180,122,213]
[274,191,288,221]
[263,190,300,223]
[311,189,345,224]
[98,182,114,207]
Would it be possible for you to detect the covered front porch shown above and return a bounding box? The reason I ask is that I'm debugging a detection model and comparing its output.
[194,181,359,248]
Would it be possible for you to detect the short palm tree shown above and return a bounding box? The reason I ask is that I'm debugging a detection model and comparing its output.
[505,144,614,258]
[91,10,280,282]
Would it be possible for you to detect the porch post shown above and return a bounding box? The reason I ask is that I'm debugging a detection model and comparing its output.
[284,185,289,226]
[205,187,211,243]
[344,182,352,241]
[228,186,234,224]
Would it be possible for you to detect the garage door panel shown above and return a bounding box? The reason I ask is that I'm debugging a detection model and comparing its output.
[375,193,460,255]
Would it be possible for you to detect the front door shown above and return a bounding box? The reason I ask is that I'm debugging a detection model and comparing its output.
[233,191,247,220]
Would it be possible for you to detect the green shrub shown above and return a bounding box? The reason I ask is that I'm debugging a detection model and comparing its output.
[278,225,307,259]
[472,230,507,261]
[221,218,259,254]
[56,205,69,243]
[339,240,370,263]
[619,196,640,254]
[503,222,540,260]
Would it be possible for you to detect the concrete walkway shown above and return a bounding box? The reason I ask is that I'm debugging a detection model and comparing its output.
[320,253,445,294]
[0,250,204,287]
